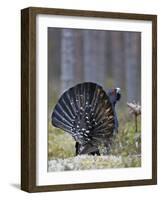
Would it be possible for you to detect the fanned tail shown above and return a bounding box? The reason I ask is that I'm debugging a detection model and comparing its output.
[52,82,115,155]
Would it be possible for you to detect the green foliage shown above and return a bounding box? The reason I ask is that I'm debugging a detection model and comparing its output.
[110,112,141,157]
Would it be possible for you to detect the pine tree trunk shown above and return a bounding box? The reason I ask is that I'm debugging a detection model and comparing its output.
[124,32,141,103]
[83,30,106,86]
[74,31,83,83]
[60,29,76,93]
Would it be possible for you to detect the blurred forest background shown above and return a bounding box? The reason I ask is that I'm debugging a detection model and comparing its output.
[48,28,141,171]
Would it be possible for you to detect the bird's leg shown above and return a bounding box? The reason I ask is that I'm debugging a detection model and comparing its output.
[75,143,100,155]
[90,150,100,156]
[75,142,80,156]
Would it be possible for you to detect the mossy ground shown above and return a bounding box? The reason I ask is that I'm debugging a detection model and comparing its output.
[48,155,141,172]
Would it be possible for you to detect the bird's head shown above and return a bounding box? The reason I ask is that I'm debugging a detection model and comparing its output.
[107,88,121,106]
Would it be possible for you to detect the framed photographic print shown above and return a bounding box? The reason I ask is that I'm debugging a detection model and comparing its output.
[21,7,157,192]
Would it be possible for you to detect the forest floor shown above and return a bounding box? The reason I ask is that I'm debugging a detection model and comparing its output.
[48,111,141,172]
[48,154,141,172]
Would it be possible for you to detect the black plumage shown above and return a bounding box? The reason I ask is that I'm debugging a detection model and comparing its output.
[52,82,120,155]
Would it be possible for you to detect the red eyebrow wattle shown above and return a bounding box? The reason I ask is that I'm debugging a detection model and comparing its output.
[112,89,116,95]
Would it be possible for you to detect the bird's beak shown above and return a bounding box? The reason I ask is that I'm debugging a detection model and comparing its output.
[116,88,121,93]
[115,88,121,101]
